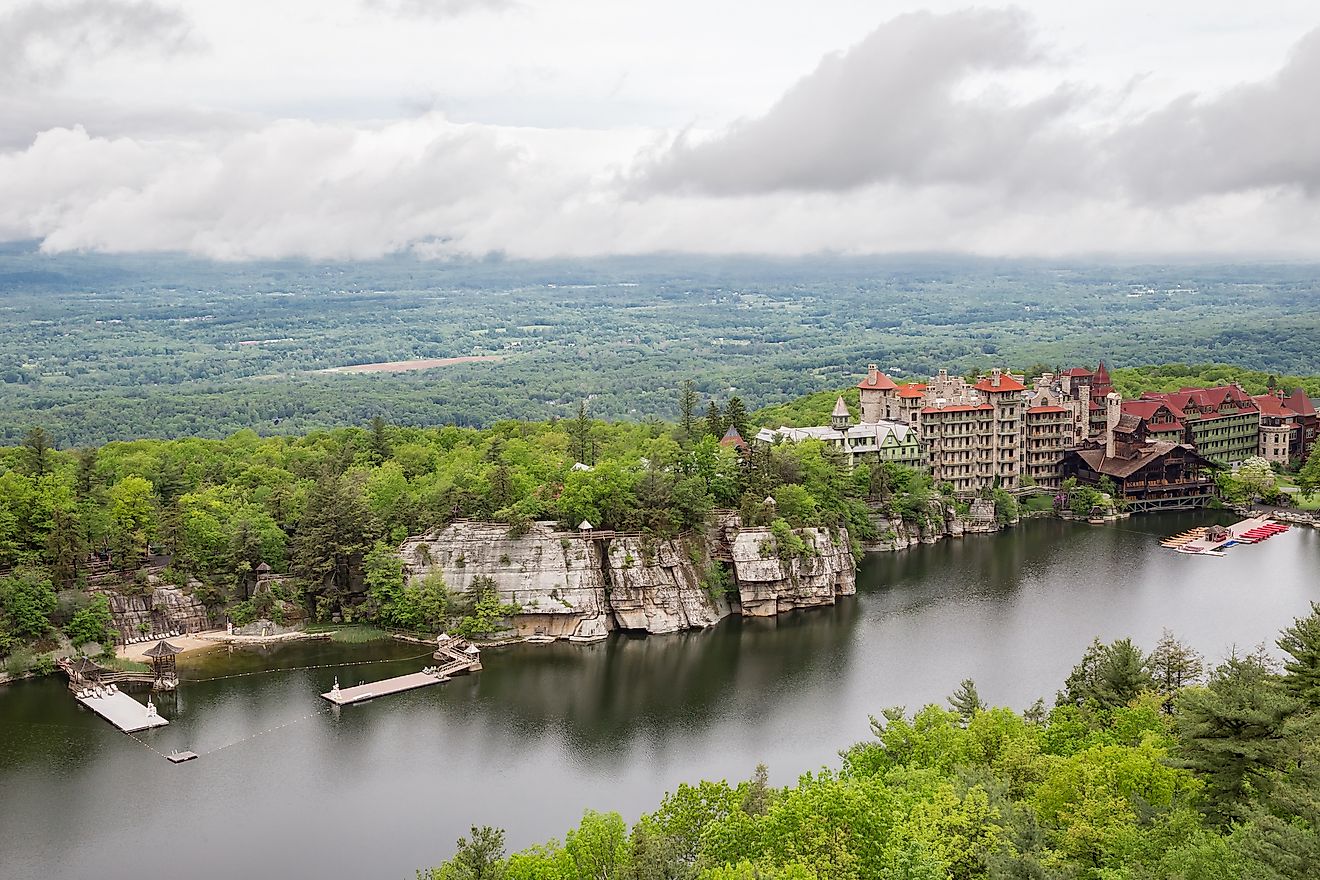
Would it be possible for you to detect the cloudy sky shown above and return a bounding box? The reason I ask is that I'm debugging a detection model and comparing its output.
[2,0,1319,260]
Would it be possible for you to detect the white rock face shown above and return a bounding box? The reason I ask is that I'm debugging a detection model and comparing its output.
[399,517,857,636]
[105,585,214,637]
[400,521,610,639]
[603,536,729,633]
[728,527,856,617]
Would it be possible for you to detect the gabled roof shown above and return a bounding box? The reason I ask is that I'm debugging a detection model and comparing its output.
[973,373,1026,393]
[1122,399,1185,421]
[1070,441,1217,479]
[1063,368,1093,378]
[1253,394,1299,418]
[1285,388,1316,416]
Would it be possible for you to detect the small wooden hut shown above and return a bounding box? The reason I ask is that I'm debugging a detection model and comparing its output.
[143,639,182,690]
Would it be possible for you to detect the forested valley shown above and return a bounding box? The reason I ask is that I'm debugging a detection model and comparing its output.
[419,616,1320,880]
[4,248,1319,445]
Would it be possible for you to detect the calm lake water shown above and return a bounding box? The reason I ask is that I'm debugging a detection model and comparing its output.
[2,514,1317,880]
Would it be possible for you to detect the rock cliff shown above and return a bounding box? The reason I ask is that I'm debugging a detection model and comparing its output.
[398,517,856,637]
[726,526,856,617]
[863,499,1006,552]
[603,535,729,633]
[400,521,612,640]
[105,583,216,638]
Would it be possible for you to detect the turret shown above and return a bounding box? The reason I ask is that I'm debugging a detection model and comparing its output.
[831,396,850,430]
[1105,392,1122,459]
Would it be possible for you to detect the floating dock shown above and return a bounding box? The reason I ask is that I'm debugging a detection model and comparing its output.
[320,670,451,705]
[75,689,169,733]
[1173,516,1289,556]
[320,635,482,706]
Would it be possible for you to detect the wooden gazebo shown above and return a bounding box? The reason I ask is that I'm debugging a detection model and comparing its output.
[142,639,182,690]
[67,655,103,688]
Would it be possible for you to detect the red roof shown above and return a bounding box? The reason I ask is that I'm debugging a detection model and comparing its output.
[1094,361,1111,382]
[1063,368,1093,378]
[1286,389,1316,416]
[1122,399,1185,421]
[1253,394,1298,418]
[1148,421,1185,433]
[921,404,993,414]
[973,373,1026,393]
[897,383,927,399]
[857,370,898,391]
[1027,405,1068,414]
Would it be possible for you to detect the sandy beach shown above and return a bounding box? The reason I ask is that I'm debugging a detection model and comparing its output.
[117,631,227,661]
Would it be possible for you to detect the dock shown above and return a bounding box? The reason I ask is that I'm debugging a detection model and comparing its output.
[320,634,482,706]
[1173,516,1289,556]
[321,670,450,705]
[74,688,169,733]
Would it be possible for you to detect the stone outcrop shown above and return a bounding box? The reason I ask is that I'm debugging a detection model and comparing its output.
[603,535,729,633]
[104,583,217,638]
[398,517,857,637]
[726,526,856,617]
[863,499,1008,552]
[401,521,612,640]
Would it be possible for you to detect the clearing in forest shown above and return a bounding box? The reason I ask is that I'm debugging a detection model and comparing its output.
[318,355,504,374]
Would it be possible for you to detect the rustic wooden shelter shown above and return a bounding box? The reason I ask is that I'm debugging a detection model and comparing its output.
[142,639,182,690]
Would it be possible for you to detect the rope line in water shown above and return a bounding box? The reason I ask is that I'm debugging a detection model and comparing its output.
[199,704,334,757]
[183,650,436,683]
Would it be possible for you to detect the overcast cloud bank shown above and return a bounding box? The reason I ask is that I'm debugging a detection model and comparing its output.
[2,5,1319,260]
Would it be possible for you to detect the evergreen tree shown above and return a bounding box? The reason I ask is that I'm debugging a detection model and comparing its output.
[369,415,391,463]
[1278,601,1320,709]
[678,379,699,442]
[291,472,380,605]
[1240,739,1320,880]
[1147,628,1205,708]
[724,396,749,441]
[571,401,594,465]
[1061,637,1153,709]
[22,426,53,478]
[703,401,725,439]
[948,678,984,721]
[1174,654,1306,824]
[73,447,99,501]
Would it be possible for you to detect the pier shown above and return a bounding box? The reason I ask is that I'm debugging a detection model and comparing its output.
[74,687,169,733]
[320,634,481,705]
[1169,516,1290,556]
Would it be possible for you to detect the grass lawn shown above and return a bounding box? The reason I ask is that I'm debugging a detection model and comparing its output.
[303,623,392,643]
[1276,476,1320,510]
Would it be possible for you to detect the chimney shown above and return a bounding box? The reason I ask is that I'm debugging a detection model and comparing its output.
[867,363,878,386]
[991,367,1001,388]
[1105,392,1121,459]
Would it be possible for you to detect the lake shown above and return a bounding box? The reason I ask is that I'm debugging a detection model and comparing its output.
[2,513,1317,880]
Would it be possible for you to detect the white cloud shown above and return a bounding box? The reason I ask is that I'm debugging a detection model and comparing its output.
[4,7,1320,261]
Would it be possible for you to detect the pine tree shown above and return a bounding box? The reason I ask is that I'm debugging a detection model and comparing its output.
[703,401,725,439]
[1173,654,1305,824]
[571,401,593,465]
[1147,628,1204,709]
[369,415,392,464]
[74,447,99,500]
[724,396,749,440]
[1240,739,1320,880]
[22,426,53,478]
[678,379,699,442]
[948,678,984,721]
[1060,637,1153,709]
[1278,601,1320,709]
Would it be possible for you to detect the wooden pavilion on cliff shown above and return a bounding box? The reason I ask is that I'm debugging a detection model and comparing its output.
[142,639,182,690]
[1061,441,1220,512]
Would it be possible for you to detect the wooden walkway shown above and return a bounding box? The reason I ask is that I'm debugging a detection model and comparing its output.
[320,670,449,705]
[75,688,169,733]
